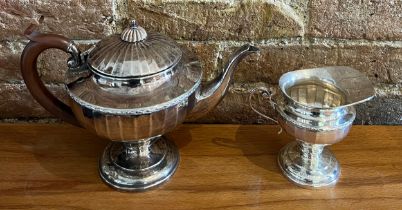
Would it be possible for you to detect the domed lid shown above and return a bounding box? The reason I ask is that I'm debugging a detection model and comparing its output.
[87,20,182,78]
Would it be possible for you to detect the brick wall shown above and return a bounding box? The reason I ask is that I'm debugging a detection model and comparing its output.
[0,0,401,125]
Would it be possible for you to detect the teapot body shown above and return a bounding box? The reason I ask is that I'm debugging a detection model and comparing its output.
[66,71,201,141]
[64,45,202,141]
[20,19,258,191]
[68,96,194,140]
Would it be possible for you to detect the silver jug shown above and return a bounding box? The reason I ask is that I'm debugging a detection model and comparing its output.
[250,66,375,188]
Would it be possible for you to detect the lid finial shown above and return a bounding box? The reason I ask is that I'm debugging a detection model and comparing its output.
[121,19,147,42]
[130,20,138,28]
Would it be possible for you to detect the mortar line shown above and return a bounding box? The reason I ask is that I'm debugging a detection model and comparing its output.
[67,38,402,48]
[1,81,65,87]
[4,80,401,96]
[227,82,402,96]
[7,37,402,48]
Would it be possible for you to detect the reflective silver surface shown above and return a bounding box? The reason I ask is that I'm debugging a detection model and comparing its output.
[120,20,148,42]
[279,66,375,108]
[187,44,260,120]
[251,66,374,188]
[61,21,258,191]
[278,141,340,188]
[66,47,201,112]
[99,136,179,191]
[22,18,258,191]
[88,22,182,78]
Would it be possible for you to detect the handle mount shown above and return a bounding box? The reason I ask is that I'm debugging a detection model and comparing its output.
[249,87,279,124]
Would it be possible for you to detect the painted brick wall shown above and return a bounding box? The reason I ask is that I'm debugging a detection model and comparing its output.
[0,0,401,124]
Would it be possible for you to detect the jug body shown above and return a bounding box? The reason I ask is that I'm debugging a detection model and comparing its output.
[250,66,375,188]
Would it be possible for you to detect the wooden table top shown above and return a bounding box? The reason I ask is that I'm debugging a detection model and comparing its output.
[0,124,401,209]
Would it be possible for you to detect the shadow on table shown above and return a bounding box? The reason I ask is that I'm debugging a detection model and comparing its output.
[14,124,108,183]
[164,124,193,149]
[13,124,194,185]
[212,125,292,173]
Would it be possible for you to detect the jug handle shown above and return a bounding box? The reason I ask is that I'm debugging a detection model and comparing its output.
[20,22,82,127]
[249,87,279,124]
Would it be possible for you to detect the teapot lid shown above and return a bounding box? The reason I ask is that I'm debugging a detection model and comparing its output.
[87,20,182,78]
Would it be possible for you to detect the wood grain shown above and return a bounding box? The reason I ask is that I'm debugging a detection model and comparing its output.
[0,124,401,210]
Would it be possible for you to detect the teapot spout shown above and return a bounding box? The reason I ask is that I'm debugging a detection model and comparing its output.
[186,44,259,121]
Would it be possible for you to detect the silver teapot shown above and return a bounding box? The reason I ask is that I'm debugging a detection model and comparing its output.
[21,19,259,191]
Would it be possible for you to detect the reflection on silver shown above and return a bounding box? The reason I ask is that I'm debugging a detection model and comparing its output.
[250,66,374,188]
[120,20,148,42]
[87,33,182,78]
[99,136,179,191]
[278,141,340,188]
[61,21,258,191]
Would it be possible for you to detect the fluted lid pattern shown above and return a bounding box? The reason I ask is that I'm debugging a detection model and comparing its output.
[87,20,182,78]
[121,20,147,42]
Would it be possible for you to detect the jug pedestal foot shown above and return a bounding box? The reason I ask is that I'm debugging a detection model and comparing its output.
[278,140,340,188]
[99,136,179,191]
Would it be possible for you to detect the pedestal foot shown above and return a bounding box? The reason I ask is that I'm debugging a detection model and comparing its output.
[99,136,179,191]
[278,141,340,188]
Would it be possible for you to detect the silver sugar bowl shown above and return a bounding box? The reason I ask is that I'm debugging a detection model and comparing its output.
[250,66,375,188]
[21,19,258,191]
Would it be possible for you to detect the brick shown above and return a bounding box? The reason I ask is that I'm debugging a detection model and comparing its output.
[337,43,402,84]
[125,1,304,41]
[355,84,402,125]
[180,42,220,81]
[0,41,94,83]
[387,47,402,84]
[0,41,25,82]
[0,0,114,41]
[3,39,401,85]
[355,95,402,125]
[223,41,338,84]
[0,83,67,118]
[309,0,402,40]
[220,41,402,84]
[4,40,401,85]
[285,0,309,23]
[193,83,279,124]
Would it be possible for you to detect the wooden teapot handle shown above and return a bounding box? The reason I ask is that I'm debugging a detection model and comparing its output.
[20,21,81,127]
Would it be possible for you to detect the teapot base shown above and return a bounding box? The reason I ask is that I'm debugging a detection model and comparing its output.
[99,136,179,191]
[278,141,340,188]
